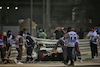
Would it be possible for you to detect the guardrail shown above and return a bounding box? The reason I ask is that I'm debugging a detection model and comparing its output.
[30,37,100,56]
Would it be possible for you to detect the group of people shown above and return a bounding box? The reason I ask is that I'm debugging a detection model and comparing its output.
[54,27,82,66]
[0,27,100,66]
[53,26,100,66]
[0,29,35,64]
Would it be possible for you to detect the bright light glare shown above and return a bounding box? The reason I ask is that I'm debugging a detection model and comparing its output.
[15,7,18,10]
[7,7,10,9]
[0,6,2,9]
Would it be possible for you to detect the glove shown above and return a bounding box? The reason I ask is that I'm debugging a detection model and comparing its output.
[54,49,57,53]
[24,39,27,43]
[22,45,26,50]
[36,42,39,45]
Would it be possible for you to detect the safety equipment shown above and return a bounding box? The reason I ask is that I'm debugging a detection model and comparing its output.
[92,27,96,31]
[92,27,96,29]
[70,28,75,31]
[22,45,26,50]
[54,49,57,53]
[39,29,43,32]
[24,39,27,43]
[67,27,72,32]
[67,27,75,31]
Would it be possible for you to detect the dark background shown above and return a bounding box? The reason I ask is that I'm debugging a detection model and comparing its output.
[0,0,100,38]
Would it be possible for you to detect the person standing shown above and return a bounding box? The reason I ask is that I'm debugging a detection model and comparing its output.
[6,30,13,63]
[2,32,7,62]
[25,33,35,63]
[39,29,47,39]
[0,33,6,63]
[14,31,24,64]
[65,27,78,66]
[54,36,68,65]
[53,27,66,39]
[84,27,99,59]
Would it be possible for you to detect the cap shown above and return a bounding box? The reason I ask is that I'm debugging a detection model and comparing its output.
[92,27,96,29]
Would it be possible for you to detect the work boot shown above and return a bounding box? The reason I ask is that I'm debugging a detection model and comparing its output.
[17,61,23,65]
[7,60,10,63]
[79,59,83,63]
[96,54,98,57]
[68,60,74,66]
[2,59,6,64]
[64,61,68,65]
[68,63,74,66]
[14,59,17,64]
[92,56,94,59]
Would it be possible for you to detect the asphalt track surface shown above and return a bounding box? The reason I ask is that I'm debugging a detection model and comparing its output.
[0,55,100,67]
[0,61,100,67]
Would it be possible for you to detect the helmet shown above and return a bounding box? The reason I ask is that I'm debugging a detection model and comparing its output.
[7,30,12,37]
[7,30,11,33]
[7,30,11,35]
[71,28,75,31]
[92,27,96,29]
[19,31,23,36]
[40,29,43,32]
[67,27,75,31]
[67,27,71,32]
[92,27,96,31]
[27,32,30,35]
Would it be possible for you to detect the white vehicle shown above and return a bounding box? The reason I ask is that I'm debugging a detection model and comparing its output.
[32,36,63,61]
